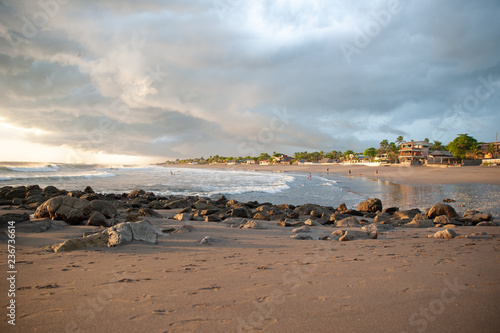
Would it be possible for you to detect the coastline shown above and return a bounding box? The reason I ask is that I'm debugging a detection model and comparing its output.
[170,163,500,186]
[1,186,499,332]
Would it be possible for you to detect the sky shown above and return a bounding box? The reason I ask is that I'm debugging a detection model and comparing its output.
[0,0,499,164]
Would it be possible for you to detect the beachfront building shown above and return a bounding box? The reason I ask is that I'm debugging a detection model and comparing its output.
[259,160,270,165]
[398,141,431,165]
[376,153,389,163]
[245,159,258,164]
[274,154,293,164]
[478,142,500,159]
[427,150,457,165]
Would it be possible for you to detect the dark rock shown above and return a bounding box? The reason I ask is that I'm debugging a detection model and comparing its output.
[34,195,93,225]
[277,221,293,227]
[25,194,44,204]
[87,211,109,227]
[138,208,162,218]
[91,200,118,218]
[330,212,351,222]
[405,214,434,228]
[173,213,193,221]
[215,195,228,204]
[67,191,84,198]
[42,186,60,194]
[335,216,361,228]
[462,210,492,223]
[393,209,421,220]
[344,209,364,216]
[382,207,399,215]
[0,213,31,227]
[205,215,222,222]
[244,201,261,209]
[127,190,146,198]
[18,219,68,233]
[433,215,462,226]
[276,204,295,211]
[374,212,392,224]
[226,199,239,207]
[12,198,23,205]
[164,198,191,209]
[252,212,270,221]
[4,186,27,200]
[442,198,455,203]
[84,186,95,193]
[80,193,100,201]
[337,203,347,211]
[148,200,166,209]
[223,207,251,219]
[427,203,459,219]
[357,198,382,213]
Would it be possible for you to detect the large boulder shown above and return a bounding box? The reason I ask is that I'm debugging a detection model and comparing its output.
[433,215,462,226]
[34,195,93,225]
[4,186,27,200]
[90,200,117,218]
[430,229,457,240]
[128,220,163,244]
[426,203,459,219]
[107,223,133,246]
[357,198,382,213]
[50,232,109,252]
[295,203,329,217]
[462,210,492,223]
[362,223,394,233]
[405,214,434,228]
[393,209,421,220]
[335,216,362,228]
[17,219,68,233]
[87,211,110,227]
[0,212,30,227]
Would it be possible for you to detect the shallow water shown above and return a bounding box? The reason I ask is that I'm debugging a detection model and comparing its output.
[1,163,499,217]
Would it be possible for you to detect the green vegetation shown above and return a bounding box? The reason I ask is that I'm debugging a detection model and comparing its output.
[447,134,478,162]
[165,133,494,165]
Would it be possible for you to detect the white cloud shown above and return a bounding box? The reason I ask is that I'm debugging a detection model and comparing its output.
[0,0,499,162]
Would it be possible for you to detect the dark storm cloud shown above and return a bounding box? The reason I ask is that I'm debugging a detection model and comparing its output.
[0,0,499,160]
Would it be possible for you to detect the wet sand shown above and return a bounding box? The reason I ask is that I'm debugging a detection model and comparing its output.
[174,164,500,186]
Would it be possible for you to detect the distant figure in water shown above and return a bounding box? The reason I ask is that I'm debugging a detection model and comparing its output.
[170,171,175,175]
[376,169,378,175]
[308,173,312,179]
[326,168,329,173]
[348,170,351,176]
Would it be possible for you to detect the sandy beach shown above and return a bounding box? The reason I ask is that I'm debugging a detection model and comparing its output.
[1,166,500,332]
[1,185,500,332]
[174,163,500,186]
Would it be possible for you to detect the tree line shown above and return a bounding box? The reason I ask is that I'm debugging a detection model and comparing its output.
[166,134,497,164]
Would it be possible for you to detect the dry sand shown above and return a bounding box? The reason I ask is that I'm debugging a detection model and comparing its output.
[175,163,500,186]
[1,208,499,333]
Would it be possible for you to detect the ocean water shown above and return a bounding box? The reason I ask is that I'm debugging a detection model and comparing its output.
[0,162,499,217]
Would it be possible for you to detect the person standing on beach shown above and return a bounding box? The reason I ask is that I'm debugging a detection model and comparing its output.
[308,173,311,179]
[348,170,351,176]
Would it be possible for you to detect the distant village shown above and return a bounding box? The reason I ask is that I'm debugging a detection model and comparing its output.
[165,134,500,167]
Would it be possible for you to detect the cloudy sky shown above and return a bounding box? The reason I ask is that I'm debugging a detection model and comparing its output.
[0,0,499,163]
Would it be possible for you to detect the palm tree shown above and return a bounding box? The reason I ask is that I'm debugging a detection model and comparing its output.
[379,139,389,153]
[396,136,404,147]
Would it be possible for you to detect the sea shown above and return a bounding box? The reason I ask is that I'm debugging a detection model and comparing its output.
[1,162,499,217]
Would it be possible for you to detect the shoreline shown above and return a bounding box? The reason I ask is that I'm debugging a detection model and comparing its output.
[167,163,500,186]
[1,186,499,332]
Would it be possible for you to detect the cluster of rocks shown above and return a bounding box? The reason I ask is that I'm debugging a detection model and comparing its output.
[1,185,498,248]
